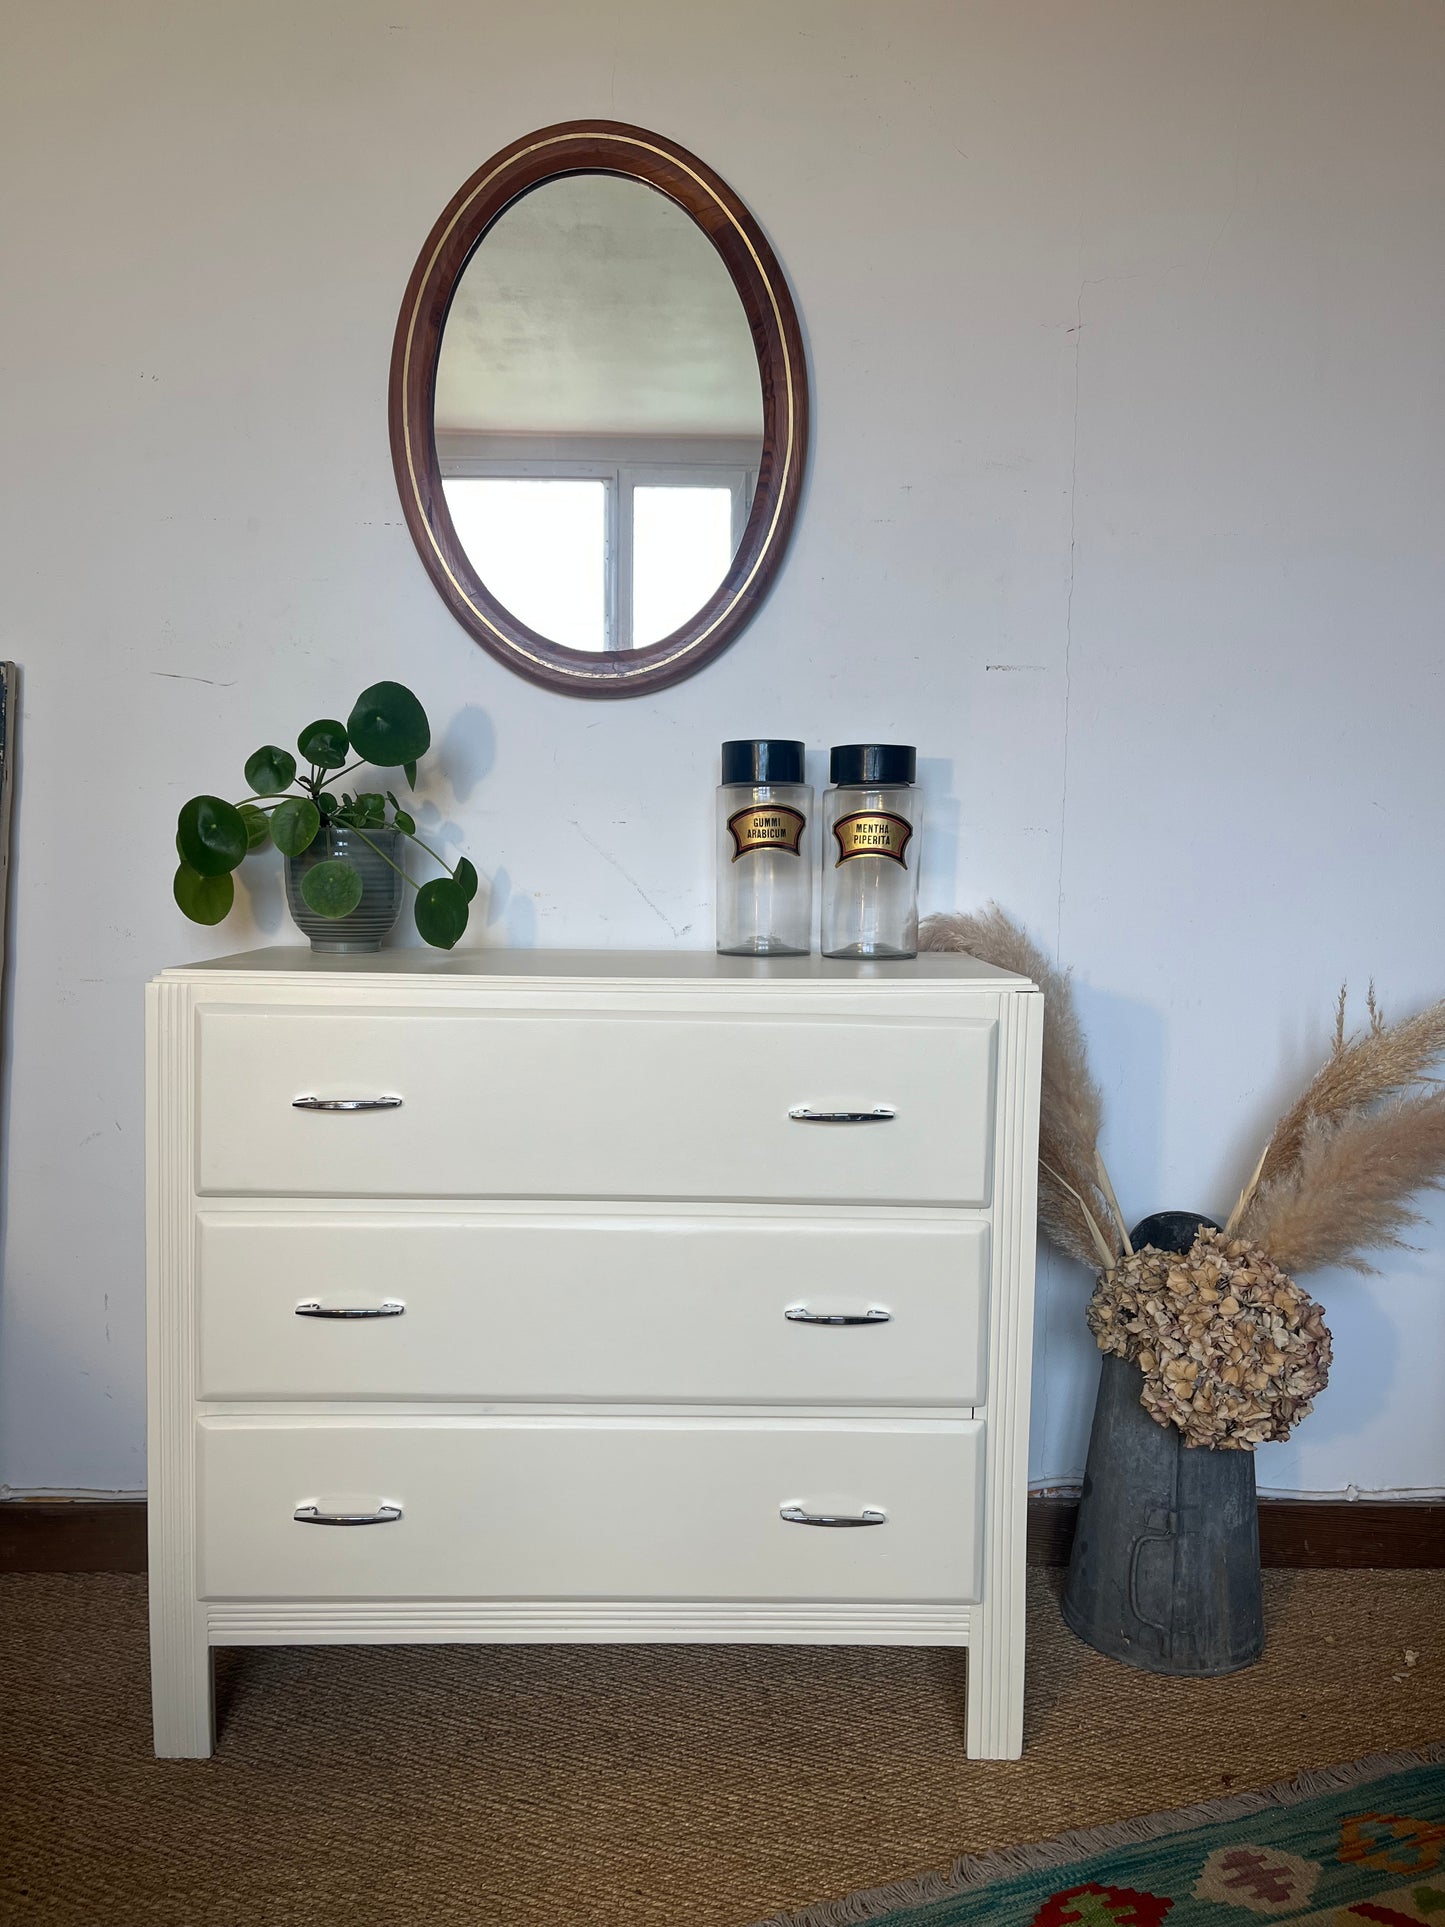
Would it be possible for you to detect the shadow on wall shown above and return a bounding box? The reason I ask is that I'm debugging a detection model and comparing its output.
[483,869,538,948]
[916,754,958,906]
[1072,980,1168,1227]
[438,704,496,803]
[233,853,286,937]
[415,704,534,946]
[1254,1261,1405,1485]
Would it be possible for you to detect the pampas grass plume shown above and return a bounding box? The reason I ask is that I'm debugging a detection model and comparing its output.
[920,907,1125,1268]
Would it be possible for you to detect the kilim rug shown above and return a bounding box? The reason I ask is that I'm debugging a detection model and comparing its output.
[756,1745,1445,1927]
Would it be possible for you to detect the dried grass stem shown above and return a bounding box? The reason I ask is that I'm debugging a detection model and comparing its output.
[920,908,1125,1268]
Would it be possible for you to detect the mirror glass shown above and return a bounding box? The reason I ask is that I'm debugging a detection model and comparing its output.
[433,173,765,653]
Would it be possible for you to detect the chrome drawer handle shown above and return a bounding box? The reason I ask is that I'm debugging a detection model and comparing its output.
[293,1095,403,1112]
[780,1504,887,1528]
[784,1305,891,1326]
[788,1106,896,1124]
[294,1300,405,1320]
[294,1502,402,1527]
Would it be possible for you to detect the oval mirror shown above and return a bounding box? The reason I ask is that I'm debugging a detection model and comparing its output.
[390,122,808,697]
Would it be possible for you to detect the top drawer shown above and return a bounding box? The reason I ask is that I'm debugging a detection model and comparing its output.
[194,1005,997,1205]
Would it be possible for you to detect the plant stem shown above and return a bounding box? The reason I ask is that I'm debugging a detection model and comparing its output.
[1224,1140,1272,1239]
[402,831,456,876]
[1040,1158,1117,1272]
[345,824,419,892]
[1094,1150,1133,1256]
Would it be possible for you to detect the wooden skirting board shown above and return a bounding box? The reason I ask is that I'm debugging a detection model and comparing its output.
[1026,1497,1443,1570]
[3,1497,1441,1576]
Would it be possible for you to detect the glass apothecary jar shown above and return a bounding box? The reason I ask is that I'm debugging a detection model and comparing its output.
[716,739,812,955]
[821,743,920,959]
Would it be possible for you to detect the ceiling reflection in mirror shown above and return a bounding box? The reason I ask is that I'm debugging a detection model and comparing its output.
[434,174,764,653]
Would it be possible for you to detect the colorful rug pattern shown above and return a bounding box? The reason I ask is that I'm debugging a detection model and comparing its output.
[760,1748,1445,1927]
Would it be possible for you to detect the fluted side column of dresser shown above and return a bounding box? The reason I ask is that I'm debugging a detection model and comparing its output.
[147,949,1042,1759]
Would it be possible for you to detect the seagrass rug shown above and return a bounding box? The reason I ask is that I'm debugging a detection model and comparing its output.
[757,1746,1445,1927]
[5,1570,1442,1925]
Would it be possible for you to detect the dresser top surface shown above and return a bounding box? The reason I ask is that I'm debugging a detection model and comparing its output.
[156,946,1036,989]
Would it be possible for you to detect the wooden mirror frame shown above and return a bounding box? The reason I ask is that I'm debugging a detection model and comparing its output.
[389,121,809,698]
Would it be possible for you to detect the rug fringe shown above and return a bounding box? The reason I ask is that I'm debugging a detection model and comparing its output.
[750,1742,1445,1927]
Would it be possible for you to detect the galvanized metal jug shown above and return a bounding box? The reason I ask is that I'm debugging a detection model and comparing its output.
[1060,1212,1265,1676]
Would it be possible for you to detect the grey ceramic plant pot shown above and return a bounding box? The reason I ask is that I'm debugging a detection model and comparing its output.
[284,825,406,953]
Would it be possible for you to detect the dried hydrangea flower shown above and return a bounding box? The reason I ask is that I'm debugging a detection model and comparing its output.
[1086,1226,1332,1449]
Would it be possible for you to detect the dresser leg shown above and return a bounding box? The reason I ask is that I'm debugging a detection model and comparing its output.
[964,1635,1025,1761]
[149,1618,215,1759]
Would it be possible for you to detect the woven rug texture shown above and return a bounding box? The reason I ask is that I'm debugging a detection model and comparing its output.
[1,1568,1442,1926]
[757,1749,1445,1926]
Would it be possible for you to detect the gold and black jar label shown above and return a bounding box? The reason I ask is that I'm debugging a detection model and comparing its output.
[727,803,807,861]
[832,810,913,867]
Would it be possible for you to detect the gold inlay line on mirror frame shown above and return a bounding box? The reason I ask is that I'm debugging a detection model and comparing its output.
[401,131,796,678]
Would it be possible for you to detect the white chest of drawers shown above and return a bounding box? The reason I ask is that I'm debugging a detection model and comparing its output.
[147,949,1042,1759]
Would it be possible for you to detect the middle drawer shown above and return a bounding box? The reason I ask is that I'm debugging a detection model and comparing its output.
[196,1212,989,1405]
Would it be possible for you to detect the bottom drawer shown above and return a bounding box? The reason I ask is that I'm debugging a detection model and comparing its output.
[197,1418,984,1604]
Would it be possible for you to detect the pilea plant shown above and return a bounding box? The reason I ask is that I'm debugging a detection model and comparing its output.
[173,680,477,949]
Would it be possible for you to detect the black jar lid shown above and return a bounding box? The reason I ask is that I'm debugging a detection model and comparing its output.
[829,743,916,785]
[721,740,805,785]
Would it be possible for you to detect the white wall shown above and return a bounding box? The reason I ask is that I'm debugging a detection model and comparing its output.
[2,0,1442,1497]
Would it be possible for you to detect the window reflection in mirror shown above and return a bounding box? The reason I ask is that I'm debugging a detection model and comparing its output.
[434,174,764,652]
[442,478,607,650]
[632,484,736,647]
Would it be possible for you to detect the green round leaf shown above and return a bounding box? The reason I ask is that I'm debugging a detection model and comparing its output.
[317,791,339,819]
[173,862,234,925]
[299,858,364,920]
[414,876,468,950]
[269,796,321,857]
[355,791,386,825]
[297,718,350,769]
[237,803,270,853]
[243,745,297,795]
[177,795,248,876]
[453,857,478,903]
[393,808,416,836]
[348,681,430,769]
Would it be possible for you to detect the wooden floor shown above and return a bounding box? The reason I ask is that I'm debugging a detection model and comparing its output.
[2,1568,1441,1926]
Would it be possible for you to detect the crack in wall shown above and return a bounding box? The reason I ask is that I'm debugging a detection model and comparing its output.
[569,818,690,939]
